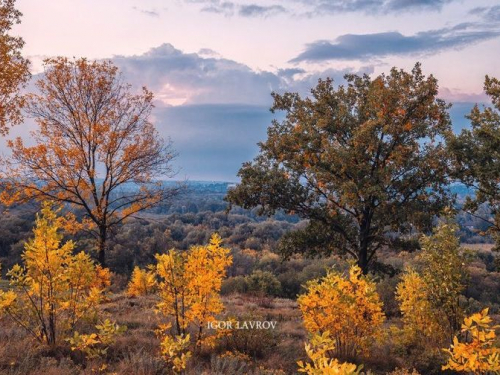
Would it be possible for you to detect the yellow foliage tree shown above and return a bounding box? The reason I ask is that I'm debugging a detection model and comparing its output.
[395,218,467,352]
[0,0,31,134]
[154,233,232,360]
[2,57,180,266]
[297,264,385,359]
[443,308,500,374]
[0,202,110,346]
[419,219,467,341]
[395,268,446,345]
[298,331,363,375]
[126,266,157,297]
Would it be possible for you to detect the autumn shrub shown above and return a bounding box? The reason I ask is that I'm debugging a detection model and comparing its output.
[210,352,251,374]
[418,219,468,341]
[297,332,363,375]
[390,218,469,373]
[158,331,192,373]
[297,264,385,360]
[154,233,232,369]
[395,219,468,348]
[126,266,157,297]
[0,203,110,346]
[68,319,126,359]
[245,270,282,297]
[221,275,247,295]
[443,308,500,374]
[387,369,421,375]
[395,268,446,345]
[217,314,279,359]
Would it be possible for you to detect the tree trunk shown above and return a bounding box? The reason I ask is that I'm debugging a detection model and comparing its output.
[358,212,371,275]
[358,245,369,275]
[98,226,107,267]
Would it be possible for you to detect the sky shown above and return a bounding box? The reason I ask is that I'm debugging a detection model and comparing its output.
[10,0,500,181]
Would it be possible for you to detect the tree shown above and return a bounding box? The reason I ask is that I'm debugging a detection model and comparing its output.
[226,64,452,274]
[395,268,445,345]
[395,218,468,350]
[2,57,180,266]
[418,218,467,341]
[448,76,500,254]
[155,234,232,349]
[126,266,157,297]
[297,264,385,360]
[0,0,30,134]
[0,203,110,346]
[443,308,500,374]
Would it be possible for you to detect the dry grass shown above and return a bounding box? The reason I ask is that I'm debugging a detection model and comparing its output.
[462,243,494,252]
[0,293,306,374]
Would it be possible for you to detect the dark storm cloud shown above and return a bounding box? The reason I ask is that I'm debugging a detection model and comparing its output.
[290,24,500,63]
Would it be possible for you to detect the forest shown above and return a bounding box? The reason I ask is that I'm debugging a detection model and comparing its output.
[1,1,500,374]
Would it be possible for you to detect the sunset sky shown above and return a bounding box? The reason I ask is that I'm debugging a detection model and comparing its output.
[11,0,500,181]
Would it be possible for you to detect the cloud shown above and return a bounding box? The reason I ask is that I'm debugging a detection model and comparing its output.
[132,6,160,18]
[153,104,273,181]
[470,5,500,22]
[113,43,284,106]
[299,0,454,14]
[184,0,456,17]
[200,1,235,15]
[107,44,375,180]
[112,43,372,107]
[439,87,490,104]
[187,1,287,17]
[290,23,500,63]
[238,4,286,17]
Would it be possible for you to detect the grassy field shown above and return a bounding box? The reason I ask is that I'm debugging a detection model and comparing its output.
[0,293,307,375]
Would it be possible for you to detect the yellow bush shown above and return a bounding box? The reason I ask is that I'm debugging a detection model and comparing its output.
[68,319,126,359]
[297,264,385,359]
[297,332,363,375]
[395,219,467,353]
[126,266,157,297]
[443,308,500,374]
[419,220,467,341]
[395,268,446,344]
[157,325,192,374]
[154,233,232,366]
[0,202,110,346]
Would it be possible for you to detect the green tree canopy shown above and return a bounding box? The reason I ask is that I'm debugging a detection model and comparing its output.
[448,76,500,251]
[226,64,452,273]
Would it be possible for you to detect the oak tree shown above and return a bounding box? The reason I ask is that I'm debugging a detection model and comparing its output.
[2,57,180,266]
[0,0,30,134]
[226,64,452,273]
[448,76,500,254]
